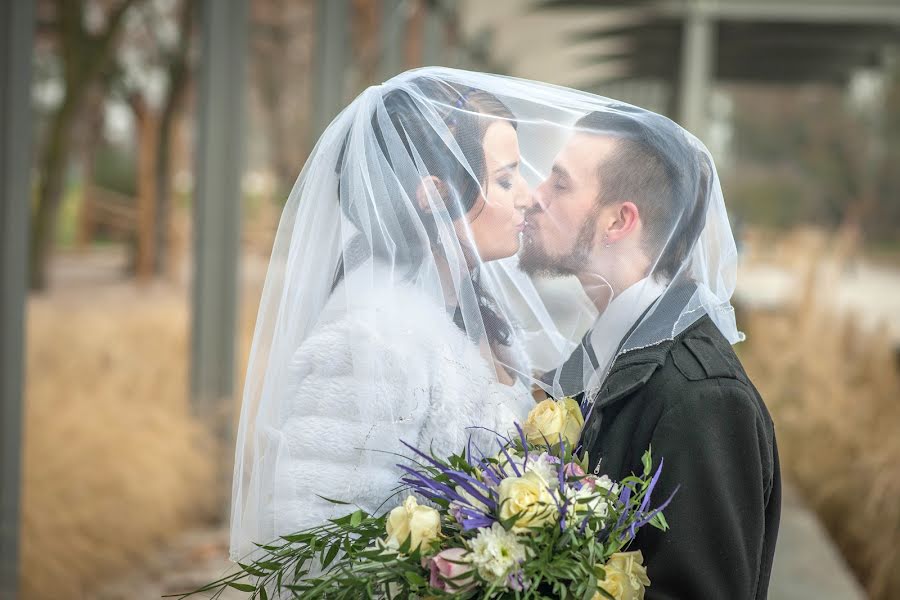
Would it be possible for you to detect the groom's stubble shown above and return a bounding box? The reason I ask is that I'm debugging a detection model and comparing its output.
[519,201,603,278]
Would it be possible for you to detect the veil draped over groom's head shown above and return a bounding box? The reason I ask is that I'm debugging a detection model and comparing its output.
[232,67,741,559]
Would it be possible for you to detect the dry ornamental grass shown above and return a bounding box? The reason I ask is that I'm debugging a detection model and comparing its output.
[20,286,218,598]
[738,229,900,600]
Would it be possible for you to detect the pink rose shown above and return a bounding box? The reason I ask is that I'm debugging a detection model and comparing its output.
[563,462,586,478]
[428,548,475,592]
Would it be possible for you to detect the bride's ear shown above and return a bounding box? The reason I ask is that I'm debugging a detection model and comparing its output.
[415,176,448,214]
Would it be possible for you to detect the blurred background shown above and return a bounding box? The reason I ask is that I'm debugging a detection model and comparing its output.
[1,0,899,598]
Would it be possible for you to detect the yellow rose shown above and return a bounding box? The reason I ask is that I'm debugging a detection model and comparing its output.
[593,551,651,600]
[385,496,441,551]
[498,470,558,532]
[522,398,584,448]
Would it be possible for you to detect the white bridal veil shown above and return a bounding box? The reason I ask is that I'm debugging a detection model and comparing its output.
[231,67,741,559]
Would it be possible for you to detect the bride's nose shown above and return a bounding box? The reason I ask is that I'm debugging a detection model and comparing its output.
[514,174,533,211]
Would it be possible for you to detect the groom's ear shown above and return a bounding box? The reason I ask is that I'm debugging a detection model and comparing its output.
[415,176,448,214]
[605,201,640,243]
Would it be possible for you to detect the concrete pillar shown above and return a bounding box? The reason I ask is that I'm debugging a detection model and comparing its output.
[677,5,715,139]
[192,0,247,516]
[312,0,349,141]
[423,1,446,66]
[0,1,33,596]
[380,0,406,81]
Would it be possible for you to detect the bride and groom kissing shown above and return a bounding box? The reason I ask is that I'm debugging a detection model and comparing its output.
[231,69,780,599]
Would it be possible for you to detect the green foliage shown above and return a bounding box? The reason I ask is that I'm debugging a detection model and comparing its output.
[93,143,137,198]
[170,447,670,600]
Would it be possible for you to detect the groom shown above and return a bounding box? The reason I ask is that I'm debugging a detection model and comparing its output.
[520,108,780,599]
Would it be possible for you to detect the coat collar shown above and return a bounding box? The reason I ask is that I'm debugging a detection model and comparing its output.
[590,279,699,409]
[593,338,675,409]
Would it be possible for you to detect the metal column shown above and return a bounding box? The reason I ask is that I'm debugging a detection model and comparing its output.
[380,0,406,81]
[423,1,446,66]
[192,0,247,515]
[312,0,350,142]
[0,0,34,596]
[677,5,715,140]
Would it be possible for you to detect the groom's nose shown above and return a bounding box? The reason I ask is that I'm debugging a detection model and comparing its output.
[532,180,550,211]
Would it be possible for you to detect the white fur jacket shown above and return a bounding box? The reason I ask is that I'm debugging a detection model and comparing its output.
[268,281,535,537]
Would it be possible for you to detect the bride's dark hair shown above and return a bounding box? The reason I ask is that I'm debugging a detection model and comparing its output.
[333,76,516,347]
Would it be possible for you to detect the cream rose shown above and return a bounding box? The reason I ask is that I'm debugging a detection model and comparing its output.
[498,470,558,532]
[385,496,441,551]
[593,551,651,600]
[522,398,584,448]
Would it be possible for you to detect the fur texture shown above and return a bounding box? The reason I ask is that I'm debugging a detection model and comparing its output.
[268,281,535,536]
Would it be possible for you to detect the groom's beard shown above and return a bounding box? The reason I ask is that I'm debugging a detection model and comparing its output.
[519,209,599,277]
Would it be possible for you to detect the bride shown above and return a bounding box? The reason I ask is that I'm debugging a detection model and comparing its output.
[230,72,540,560]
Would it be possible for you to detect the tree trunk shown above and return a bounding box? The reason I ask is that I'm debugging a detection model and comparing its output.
[130,96,158,282]
[29,94,79,291]
[405,0,424,69]
[75,87,106,251]
[154,0,194,275]
[29,0,137,291]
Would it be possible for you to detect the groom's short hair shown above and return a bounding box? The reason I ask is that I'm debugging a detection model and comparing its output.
[574,108,710,280]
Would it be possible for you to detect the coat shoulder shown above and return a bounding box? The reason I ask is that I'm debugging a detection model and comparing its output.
[669,316,749,383]
[643,316,773,430]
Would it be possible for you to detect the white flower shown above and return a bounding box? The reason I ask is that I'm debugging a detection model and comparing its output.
[468,523,527,584]
[524,452,558,484]
[565,485,611,526]
[493,449,525,475]
[593,474,620,496]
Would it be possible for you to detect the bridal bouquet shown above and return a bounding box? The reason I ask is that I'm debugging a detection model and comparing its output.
[178,398,675,599]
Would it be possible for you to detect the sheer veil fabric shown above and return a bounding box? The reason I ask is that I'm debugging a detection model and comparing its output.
[230,67,741,560]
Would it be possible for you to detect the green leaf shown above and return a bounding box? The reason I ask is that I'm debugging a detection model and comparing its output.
[651,510,670,531]
[322,542,341,567]
[350,509,364,527]
[641,448,653,477]
[237,562,269,578]
[595,587,616,600]
[316,494,352,505]
[259,586,269,600]
[226,582,258,593]
[404,571,427,586]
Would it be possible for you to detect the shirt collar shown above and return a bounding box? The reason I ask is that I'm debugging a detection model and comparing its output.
[587,276,666,385]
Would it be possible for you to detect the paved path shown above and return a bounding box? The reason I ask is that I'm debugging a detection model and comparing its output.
[737,260,900,346]
[94,528,244,600]
[769,484,866,600]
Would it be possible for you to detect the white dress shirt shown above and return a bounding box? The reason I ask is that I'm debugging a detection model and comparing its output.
[587,277,666,390]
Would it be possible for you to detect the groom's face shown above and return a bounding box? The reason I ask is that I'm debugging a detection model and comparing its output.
[520,133,617,275]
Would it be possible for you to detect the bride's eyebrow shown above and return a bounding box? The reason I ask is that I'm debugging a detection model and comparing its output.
[492,161,518,174]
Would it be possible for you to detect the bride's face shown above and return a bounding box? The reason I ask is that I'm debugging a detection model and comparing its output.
[456,121,530,262]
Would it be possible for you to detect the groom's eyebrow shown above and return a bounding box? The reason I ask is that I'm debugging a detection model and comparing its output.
[551,164,570,179]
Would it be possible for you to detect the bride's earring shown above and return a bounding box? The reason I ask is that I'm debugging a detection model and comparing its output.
[603,234,611,248]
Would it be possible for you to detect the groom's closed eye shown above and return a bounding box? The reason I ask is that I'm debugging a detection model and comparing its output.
[551,166,570,191]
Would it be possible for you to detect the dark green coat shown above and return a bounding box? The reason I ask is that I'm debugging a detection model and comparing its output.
[578,314,780,600]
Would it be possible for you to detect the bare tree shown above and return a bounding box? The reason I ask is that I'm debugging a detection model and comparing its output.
[154,0,194,275]
[31,0,138,291]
